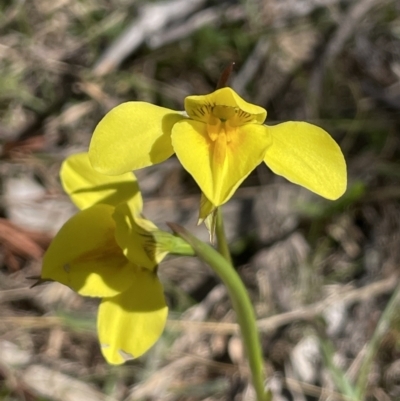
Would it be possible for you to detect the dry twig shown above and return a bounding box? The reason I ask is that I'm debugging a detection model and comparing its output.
[167,274,398,335]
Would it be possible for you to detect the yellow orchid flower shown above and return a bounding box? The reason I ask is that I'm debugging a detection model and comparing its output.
[89,87,347,211]
[41,203,168,364]
[41,153,170,364]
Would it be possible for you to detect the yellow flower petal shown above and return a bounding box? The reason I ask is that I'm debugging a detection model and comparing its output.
[185,87,267,124]
[42,205,137,297]
[113,201,168,271]
[264,122,347,200]
[172,120,270,206]
[89,102,184,175]
[61,152,142,210]
[98,270,168,364]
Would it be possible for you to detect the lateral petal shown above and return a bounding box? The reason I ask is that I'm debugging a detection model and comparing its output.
[89,102,184,175]
[264,122,347,200]
[172,120,270,206]
[61,152,142,210]
[98,270,168,365]
[41,205,136,297]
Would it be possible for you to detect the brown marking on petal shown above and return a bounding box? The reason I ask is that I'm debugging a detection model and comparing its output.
[236,109,253,123]
[75,229,122,263]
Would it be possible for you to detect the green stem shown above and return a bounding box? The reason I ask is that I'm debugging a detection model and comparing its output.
[168,223,270,401]
[215,207,233,265]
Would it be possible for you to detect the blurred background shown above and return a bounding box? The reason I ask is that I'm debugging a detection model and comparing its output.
[1,0,400,400]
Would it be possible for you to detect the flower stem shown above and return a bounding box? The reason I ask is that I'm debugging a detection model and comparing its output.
[215,207,233,265]
[168,223,270,401]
